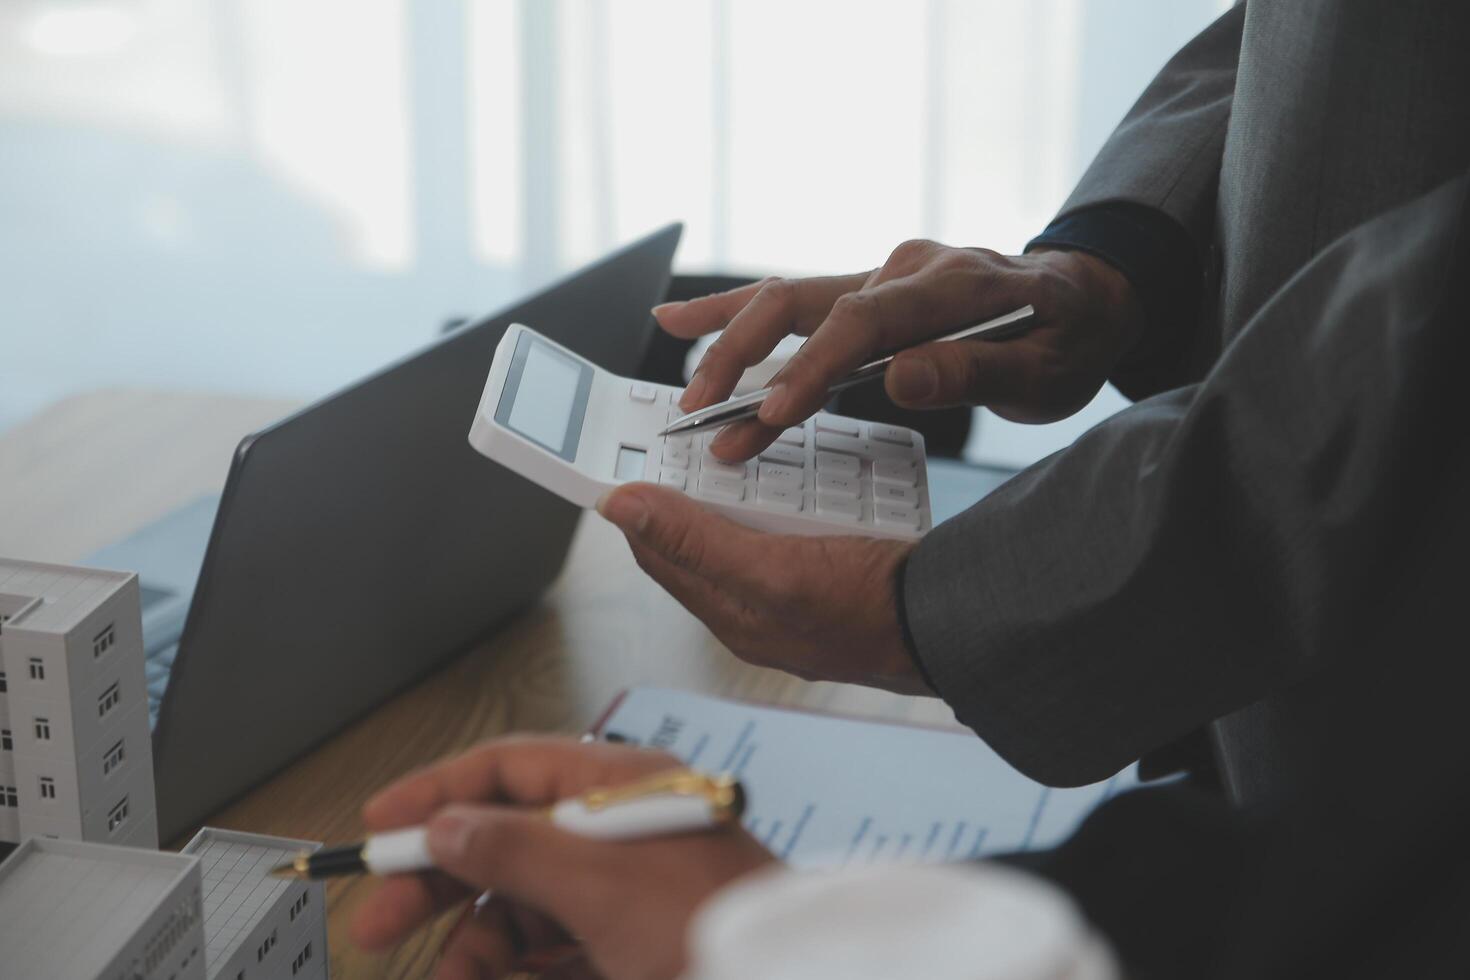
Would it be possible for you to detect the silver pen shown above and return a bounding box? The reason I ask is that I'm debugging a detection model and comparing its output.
[658,304,1036,437]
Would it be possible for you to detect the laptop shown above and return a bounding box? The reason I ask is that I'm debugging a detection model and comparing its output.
[86,224,683,841]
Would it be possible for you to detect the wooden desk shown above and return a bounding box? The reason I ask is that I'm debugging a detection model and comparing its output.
[0,389,960,978]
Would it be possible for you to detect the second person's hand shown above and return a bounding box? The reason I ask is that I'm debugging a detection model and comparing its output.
[350,736,778,980]
[595,482,929,696]
[655,239,1143,461]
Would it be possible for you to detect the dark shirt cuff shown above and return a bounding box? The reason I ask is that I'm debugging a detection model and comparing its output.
[893,555,940,694]
[1027,202,1203,399]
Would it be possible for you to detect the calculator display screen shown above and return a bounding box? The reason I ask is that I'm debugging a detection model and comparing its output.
[494,332,593,461]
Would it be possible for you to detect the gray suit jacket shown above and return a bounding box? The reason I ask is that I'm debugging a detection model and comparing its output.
[905,0,1470,803]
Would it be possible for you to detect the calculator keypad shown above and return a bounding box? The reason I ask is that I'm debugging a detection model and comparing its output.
[758,443,805,467]
[656,411,928,536]
[776,427,805,446]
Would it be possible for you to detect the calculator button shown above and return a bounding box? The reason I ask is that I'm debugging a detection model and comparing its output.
[756,485,803,512]
[872,458,919,487]
[701,452,748,479]
[814,431,865,455]
[776,427,805,446]
[757,461,803,488]
[862,438,915,461]
[815,495,862,522]
[662,444,691,468]
[814,414,861,436]
[697,475,746,501]
[659,469,687,490]
[869,423,912,446]
[872,482,919,506]
[814,451,860,478]
[630,382,659,404]
[816,472,861,499]
[874,502,920,530]
[758,443,805,467]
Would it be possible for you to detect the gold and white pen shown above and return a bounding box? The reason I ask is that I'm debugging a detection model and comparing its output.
[269,768,746,880]
[659,303,1036,437]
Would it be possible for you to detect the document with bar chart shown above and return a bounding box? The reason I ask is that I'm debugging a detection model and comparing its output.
[593,687,1139,869]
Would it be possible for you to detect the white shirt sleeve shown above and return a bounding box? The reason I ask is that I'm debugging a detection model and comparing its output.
[682,861,1119,980]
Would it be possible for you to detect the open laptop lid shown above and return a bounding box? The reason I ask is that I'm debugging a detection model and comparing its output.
[152,224,682,841]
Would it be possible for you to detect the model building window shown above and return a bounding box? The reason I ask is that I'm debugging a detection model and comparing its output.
[93,623,115,658]
[292,940,314,975]
[258,928,278,961]
[39,776,56,799]
[107,795,129,833]
[1,670,8,692]
[98,682,120,717]
[34,717,50,740]
[103,738,126,776]
[1,786,16,807]
[27,657,44,680]
[1,729,10,751]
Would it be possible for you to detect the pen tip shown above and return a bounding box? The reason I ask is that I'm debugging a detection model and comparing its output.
[269,852,312,879]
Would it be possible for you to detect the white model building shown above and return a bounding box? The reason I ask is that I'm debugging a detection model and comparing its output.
[0,836,206,980]
[0,828,328,980]
[0,558,158,848]
[182,827,329,980]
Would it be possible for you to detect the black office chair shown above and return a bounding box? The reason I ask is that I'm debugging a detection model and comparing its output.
[640,274,974,459]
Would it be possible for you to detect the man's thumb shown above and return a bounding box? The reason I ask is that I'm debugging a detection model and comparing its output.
[596,483,654,536]
[597,484,708,572]
[597,483,753,580]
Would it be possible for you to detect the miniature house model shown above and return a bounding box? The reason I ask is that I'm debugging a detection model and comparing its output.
[0,558,158,848]
[182,827,329,980]
[0,836,206,980]
[0,829,328,980]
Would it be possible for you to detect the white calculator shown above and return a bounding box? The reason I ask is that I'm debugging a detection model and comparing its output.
[468,324,932,540]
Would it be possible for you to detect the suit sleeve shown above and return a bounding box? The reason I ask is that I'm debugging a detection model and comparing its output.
[903,174,1469,786]
[1044,4,1244,395]
[1059,4,1243,247]
[1026,204,1206,401]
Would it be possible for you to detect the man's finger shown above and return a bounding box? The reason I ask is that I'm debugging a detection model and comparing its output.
[362,736,674,832]
[757,252,1034,428]
[885,335,1048,410]
[653,279,768,340]
[754,275,943,428]
[432,898,525,980]
[425,804,621,909]
[656,272,866,339]
[683,279,806,411]
[433,896,575,980]
[349,872,471,951]
[706,418,785,462]
[596,483,777,593]
[680,274,869,411]
[538,954,602,980]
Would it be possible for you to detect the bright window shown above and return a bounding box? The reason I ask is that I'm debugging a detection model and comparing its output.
[1,1,1231,466]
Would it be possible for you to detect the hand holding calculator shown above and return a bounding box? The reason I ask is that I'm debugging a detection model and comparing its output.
[468,324,933,540]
